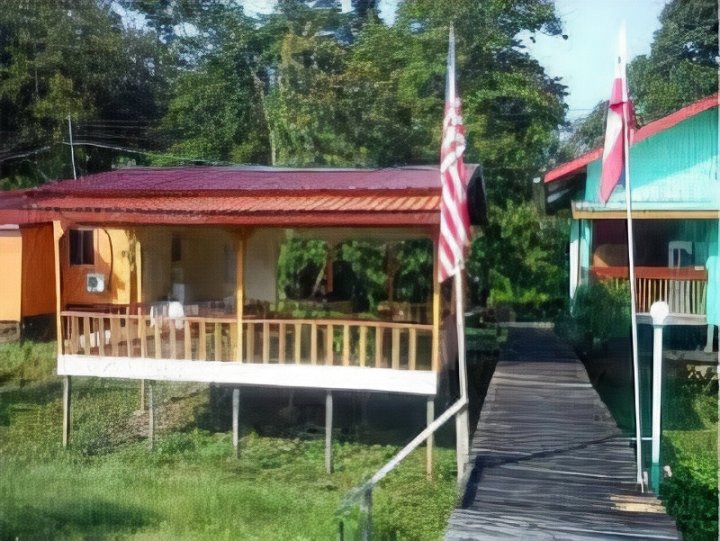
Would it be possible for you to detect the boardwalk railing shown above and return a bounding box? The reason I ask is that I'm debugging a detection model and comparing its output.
[591,266,707,315]
[339,399,467,541]
[60,311,434,370]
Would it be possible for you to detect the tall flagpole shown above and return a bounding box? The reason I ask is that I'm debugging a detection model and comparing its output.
[444,24,470,480]
[618,24,644,491]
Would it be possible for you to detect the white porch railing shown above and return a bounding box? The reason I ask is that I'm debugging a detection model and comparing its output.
[591,266,708,315]
[60,312,434,372]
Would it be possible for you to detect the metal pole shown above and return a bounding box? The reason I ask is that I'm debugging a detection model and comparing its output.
[62,376,71,448]
[361,488,373,541]
[426,396,434,479]
[67,115,77,179]
[650,301,669,492]
[232,388,240,456]
[148,382,155,450]
[454,271,469,481]
[325,390,333,474]
[618,24,644,491]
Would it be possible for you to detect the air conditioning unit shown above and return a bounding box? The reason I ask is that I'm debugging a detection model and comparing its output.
[86,272,106,293]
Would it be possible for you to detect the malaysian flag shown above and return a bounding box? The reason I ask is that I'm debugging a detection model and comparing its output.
[599,26,633,203]
[438,26,471,283]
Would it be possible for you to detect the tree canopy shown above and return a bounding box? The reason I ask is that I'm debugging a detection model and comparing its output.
[0,0,579,316]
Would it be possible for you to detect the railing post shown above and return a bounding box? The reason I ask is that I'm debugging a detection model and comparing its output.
[650,301,668,492]
[361,488,372,541]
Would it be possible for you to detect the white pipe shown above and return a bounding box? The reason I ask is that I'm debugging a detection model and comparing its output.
[650,302,669,466]
[454,271,470,479]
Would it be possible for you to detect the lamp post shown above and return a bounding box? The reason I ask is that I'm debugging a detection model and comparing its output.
[649,301,669,492]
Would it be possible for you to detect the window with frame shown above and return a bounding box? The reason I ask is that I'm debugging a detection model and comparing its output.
[69,229,94,266]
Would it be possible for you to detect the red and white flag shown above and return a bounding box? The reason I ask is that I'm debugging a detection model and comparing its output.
[599,26,633,204]
[438,27,471,283]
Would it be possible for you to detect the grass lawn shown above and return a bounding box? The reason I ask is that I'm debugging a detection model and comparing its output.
[0,342,463,541]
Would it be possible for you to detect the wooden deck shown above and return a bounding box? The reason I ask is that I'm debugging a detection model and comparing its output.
[446,327,680,540]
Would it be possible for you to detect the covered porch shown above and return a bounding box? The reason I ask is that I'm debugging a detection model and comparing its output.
[57,224,441,396]
[572,216,717,327]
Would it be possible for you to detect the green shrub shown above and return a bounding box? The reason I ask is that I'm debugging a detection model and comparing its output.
[556,280,630,351]
[661,467,719,541]
[0,341,56,384]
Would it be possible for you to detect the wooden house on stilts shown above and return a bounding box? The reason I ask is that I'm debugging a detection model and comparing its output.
[0,165,486,472]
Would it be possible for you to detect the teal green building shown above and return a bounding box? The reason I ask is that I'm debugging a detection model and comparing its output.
[543,95,718,347]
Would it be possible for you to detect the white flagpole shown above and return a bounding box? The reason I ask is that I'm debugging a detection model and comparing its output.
[618,24,644,491]
[454,269,469,477]
[447,24,470,480]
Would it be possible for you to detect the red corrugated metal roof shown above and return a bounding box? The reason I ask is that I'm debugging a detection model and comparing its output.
[544,93,718,184]
[37,166,443,195]
[0,166,460,228]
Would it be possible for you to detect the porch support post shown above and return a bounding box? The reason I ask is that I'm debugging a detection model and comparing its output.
[325,390,333,474]
[148,382,155,450]
[431,235,440,373]
[52,221,64,357]
[426,396,434,478]
[62,376,71,448]
[235,232,246,362]
[232,388,240,457]
[135,233,144,406]
[134,233,143,304]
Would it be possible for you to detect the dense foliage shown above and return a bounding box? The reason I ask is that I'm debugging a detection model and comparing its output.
[0,0,571,315]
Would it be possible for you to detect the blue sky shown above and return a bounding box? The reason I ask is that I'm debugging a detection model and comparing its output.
[242,1,669,120]
[526,0,668,119]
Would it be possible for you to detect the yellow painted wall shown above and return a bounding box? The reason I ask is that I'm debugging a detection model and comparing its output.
[61,227,132,307]
[21,225,56,316]
[0,230,22,321]
[137,227,236,304]
[245,229,283,303]
[137,228,172,303]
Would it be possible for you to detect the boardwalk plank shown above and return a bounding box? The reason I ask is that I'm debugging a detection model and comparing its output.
[445,327,679,541]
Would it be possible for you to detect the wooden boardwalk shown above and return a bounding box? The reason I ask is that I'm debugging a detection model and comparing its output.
[446,327,680,540]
